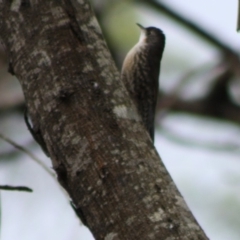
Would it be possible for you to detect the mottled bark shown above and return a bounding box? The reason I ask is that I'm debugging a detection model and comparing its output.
[0,1,208,239]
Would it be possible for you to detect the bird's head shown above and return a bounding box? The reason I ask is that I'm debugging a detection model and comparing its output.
[136,23,165,47]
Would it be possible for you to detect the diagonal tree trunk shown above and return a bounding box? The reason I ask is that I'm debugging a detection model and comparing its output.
[0,0,208,239]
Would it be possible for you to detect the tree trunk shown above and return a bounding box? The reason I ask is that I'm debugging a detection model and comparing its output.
[0,0,208,239]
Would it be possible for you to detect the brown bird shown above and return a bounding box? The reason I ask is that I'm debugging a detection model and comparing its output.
[121,23,165,142]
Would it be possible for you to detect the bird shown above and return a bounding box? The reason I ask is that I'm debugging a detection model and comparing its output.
[121,23,165,142]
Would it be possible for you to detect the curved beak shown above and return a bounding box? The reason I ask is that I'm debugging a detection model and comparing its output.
[136,23,145,30]
[136,23,147,41]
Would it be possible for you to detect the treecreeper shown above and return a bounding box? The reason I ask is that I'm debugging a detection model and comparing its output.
[121,24,165,142]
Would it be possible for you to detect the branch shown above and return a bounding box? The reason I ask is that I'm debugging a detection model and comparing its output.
[159,95,240,124]
[0,132,55,178]
[0,185,33,192]
[157,59,240,124]
[161,126,240,152]
[140,0,237,56]
[237,0,240,31]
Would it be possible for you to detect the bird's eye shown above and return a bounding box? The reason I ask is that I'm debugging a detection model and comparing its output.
[147,31,153,36]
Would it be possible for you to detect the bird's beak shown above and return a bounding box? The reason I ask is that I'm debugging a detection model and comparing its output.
[136,23,145,31]
[136,23,147,41]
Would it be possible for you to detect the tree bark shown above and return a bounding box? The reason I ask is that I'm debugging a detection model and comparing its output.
[0,1,208,239]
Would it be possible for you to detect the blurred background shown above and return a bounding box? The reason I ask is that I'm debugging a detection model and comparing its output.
[0,0,240,239]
